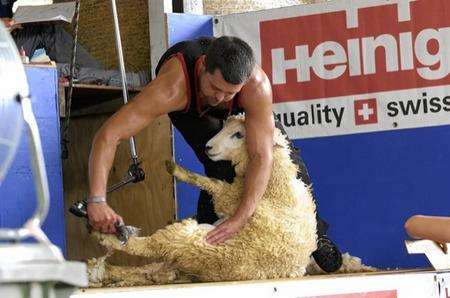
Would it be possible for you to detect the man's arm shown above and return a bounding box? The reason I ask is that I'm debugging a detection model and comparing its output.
[405,215,450,244]
[206,66,274,244]
[87,57,188,234]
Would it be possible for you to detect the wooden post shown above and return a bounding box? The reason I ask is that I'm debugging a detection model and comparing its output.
[149,0,172,79]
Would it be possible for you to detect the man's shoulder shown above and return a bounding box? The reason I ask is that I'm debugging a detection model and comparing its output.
[153,56,190,112]
[158,55,186,78]
[240,65,272,108]
[247,64,268,87]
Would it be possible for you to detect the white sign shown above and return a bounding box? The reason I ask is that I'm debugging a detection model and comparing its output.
[215,0,450,139]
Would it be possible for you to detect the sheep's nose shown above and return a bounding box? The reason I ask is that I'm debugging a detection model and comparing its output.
[205,145,212,153]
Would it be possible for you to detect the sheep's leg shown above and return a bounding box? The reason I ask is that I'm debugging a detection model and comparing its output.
[92,219,211,261]
[88,256,181,287]
[91,232,149,256]
[165,160,226,194]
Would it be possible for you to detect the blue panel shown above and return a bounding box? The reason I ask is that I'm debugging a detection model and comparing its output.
[167,13,213,46]
[0,66,66,254]
[173,129,203,219]
[166,13,213,219]
[294,125,450,269]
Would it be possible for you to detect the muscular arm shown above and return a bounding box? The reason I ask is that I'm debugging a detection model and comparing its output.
[236,67,274,219]
[206,66,274,244]
[87,58,187,233]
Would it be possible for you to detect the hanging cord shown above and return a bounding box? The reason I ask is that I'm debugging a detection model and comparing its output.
[61,0,81,159]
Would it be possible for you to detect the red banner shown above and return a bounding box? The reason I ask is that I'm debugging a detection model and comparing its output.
[260,0,450,103]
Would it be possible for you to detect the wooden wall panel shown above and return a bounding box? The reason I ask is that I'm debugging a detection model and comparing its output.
[55,0,151,72]
[63,114,174,266]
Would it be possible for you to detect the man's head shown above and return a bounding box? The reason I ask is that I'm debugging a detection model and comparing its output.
[200,36,255,106]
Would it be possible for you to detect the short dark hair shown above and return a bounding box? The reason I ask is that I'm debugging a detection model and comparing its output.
[205,36,255,85]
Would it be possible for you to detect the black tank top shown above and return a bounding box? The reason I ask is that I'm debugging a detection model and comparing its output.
[154,37,244,171]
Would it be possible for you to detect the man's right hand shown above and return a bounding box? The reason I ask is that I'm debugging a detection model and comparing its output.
[1,18,21,32]
[87,202,123,234]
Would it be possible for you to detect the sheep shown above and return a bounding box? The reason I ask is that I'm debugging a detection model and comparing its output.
[87,252,376,287]
[87,252,185,288]
[92,113,318,283]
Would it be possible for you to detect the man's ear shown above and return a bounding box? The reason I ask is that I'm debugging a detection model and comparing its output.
[199,55,206,67]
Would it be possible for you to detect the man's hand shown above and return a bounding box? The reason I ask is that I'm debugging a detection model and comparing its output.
[1,18,21,32]
[206,215,249,245]
[87,202,123,234]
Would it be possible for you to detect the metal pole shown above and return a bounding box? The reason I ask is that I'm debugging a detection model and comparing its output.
[110,0,138,164]
[21,96,50,229]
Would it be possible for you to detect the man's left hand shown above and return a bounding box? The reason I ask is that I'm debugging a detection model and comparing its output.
[206,215,249,245]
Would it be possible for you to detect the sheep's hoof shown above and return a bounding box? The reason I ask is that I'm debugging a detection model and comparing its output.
[165,160,176,175]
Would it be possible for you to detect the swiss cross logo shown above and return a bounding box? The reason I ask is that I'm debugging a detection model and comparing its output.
[354,99,378,125]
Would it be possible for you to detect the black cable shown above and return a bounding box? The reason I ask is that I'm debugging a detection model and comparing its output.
[61,0,81,159]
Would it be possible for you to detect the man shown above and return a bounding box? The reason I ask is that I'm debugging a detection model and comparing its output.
[0,0,14,19]
[1,0,19,32]
[1,1,149,88]
[87,36,343,272]
[0,0,101,68]
[405,215,450,245]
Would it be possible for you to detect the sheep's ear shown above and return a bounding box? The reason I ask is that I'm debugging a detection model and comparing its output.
[273,130,286,148]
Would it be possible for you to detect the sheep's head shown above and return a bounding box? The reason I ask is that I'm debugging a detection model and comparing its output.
[205,114,288,173]
[205,114,246,163]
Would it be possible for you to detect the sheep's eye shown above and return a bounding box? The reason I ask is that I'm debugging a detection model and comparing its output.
[232,132,244,139]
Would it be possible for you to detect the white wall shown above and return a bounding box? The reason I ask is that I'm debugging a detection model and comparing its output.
[203,0,323,15]
[13,0,53,12]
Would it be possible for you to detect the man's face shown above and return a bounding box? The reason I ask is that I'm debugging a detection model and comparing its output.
[201,68,244,107]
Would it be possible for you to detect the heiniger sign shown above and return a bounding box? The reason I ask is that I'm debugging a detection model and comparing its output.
[257,0,450,139]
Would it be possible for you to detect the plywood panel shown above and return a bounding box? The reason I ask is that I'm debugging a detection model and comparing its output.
[63,113,174,266]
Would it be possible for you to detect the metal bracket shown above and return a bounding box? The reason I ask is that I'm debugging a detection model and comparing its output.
[406,240,450,271]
